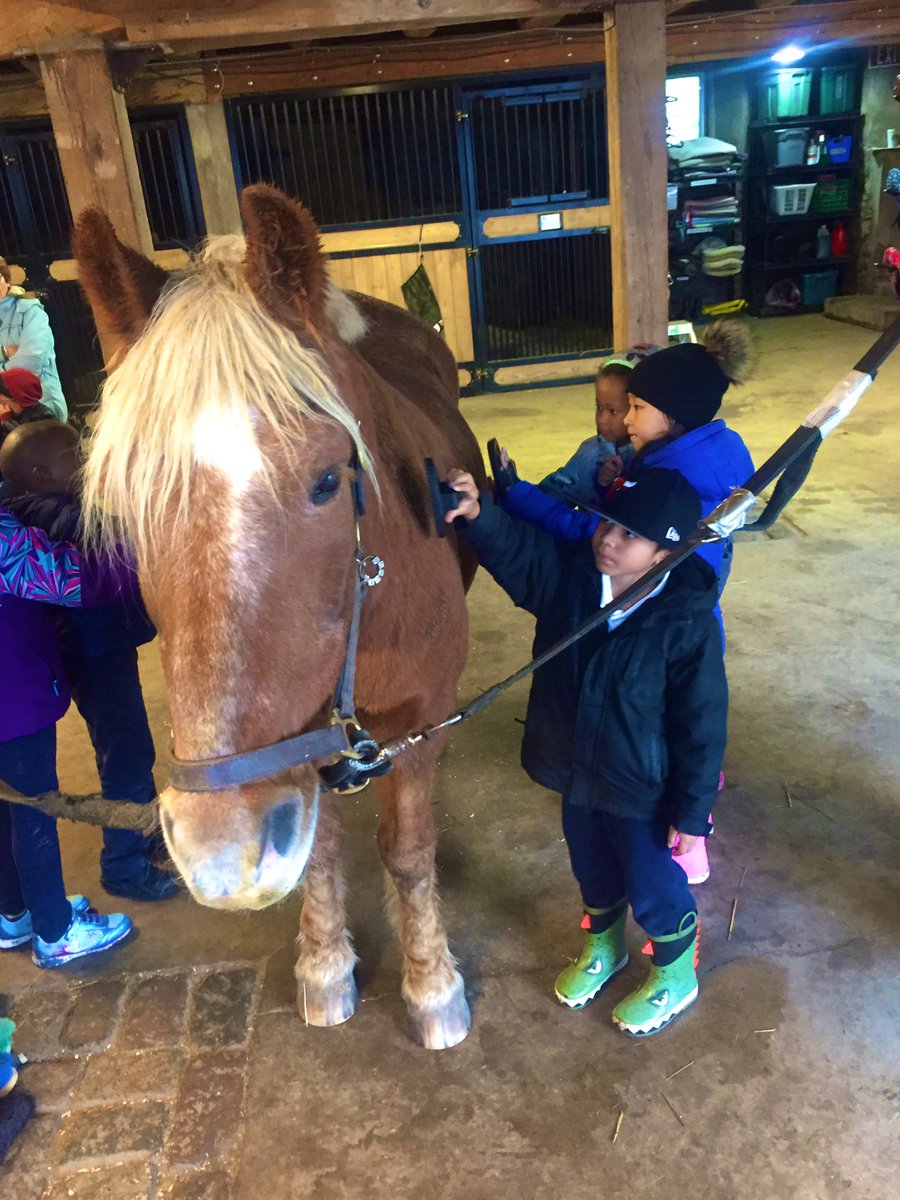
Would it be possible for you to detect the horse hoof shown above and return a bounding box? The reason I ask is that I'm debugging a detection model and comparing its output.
[297,973,359,1027]
[409,987,472,1050]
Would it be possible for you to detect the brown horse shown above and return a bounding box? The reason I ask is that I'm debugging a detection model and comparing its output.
[74,185,484,1049]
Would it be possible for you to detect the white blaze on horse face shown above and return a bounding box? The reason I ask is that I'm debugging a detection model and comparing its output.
[177,402,266,756]
[192,401,264,495]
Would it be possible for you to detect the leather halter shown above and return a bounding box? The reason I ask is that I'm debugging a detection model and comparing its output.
[167,454,384,794]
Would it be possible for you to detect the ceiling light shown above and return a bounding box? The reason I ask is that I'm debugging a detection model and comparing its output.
[772,45,805,66]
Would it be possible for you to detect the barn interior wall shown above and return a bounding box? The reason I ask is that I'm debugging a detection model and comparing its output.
[705,62,752,154]
[858,63,900,295]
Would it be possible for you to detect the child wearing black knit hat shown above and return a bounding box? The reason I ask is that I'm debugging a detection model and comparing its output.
[610,320,754,888]
[619,322,754,548]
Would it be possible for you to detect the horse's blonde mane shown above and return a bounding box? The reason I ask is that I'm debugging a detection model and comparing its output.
[82,235,371,561]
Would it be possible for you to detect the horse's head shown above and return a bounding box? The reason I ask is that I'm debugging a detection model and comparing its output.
[75,186,373,910]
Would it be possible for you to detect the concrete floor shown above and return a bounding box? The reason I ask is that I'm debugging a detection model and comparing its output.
[2,314,899,1199]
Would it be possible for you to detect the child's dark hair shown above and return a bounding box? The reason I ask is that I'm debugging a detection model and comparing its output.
[597,362,632,383]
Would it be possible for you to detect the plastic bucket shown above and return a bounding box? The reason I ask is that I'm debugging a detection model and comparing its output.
[762,70,812,119]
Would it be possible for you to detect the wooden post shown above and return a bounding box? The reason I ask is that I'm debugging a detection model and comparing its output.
[39,44,152,256]
[605,1,669,348]
[184,101,243,237]
[39,42,153,362]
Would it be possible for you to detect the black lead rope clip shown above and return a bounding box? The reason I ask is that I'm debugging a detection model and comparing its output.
[424,458,467,538]
[318,720,392,794]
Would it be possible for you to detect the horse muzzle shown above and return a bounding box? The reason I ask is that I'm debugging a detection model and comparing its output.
[158,773,320,910]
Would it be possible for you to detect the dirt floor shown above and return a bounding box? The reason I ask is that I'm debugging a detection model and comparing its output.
[1,313,899,1200]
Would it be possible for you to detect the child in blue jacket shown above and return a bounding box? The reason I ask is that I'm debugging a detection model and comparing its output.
[493,323,754,583]
[487,323,754,888]
[496,348,657,535]
[445,467,727,1037]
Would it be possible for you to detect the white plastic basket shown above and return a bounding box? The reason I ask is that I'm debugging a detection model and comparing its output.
[769,183,816,216]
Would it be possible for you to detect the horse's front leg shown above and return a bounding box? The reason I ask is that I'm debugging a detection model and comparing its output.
[375,753,471,1050]
[295,793,359,1027]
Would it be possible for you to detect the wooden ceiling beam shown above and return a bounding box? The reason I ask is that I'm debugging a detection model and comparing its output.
[123,2,602,51]
[5,5,123,58]
[1,2,898,120]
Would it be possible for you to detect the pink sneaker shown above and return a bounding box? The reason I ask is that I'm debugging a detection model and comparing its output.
[672,835,710,886]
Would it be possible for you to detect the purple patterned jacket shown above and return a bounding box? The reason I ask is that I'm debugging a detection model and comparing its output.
[0,507,137,742]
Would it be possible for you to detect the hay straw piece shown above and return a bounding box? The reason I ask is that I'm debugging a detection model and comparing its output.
[665,1060,695,1081]
[727,898,738,941]
[612,1110,624,1144]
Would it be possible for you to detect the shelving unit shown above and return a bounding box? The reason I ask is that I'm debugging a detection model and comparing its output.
[745,58,865,317]
[668,168,745,323]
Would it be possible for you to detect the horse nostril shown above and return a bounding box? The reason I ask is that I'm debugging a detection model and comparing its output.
[261,801,300,859]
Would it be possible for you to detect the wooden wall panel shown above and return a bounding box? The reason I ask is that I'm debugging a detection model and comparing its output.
[482,205,611,238]
[327,247,473,362]
[320,222,460,254]
[493,357,604,387]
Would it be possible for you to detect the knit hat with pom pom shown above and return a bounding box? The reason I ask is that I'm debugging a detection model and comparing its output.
[626,320,751,430]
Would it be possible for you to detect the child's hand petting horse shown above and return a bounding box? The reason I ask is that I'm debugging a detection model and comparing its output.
[445,469,481,523]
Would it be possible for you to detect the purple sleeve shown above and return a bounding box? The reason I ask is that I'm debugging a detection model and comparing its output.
[0,506,84,605]
[0,508,138,608]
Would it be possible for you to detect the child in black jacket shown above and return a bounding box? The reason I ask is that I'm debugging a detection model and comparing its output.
[445,466,727,1037]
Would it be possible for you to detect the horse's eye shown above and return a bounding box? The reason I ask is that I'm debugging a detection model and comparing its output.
[310,469,341,506]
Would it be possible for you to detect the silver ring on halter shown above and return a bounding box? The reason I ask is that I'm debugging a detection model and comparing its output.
[359,555,385,587]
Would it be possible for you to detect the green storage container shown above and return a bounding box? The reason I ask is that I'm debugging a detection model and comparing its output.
[762,69,812,119]
[802,270,838,306]
[812,176,851,214]
[819,66,855,115]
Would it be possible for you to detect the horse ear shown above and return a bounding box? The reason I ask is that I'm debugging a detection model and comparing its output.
[240,184,329,333]
[72,209,169,345]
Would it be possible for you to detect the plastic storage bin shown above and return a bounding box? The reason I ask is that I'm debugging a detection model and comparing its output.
[769,183,816,216]
[819,66,855,114]
[762,69,812,119]
[802,270,839,306]
[766,127,809,167]
[812,176,851,214]
[824,134,852,164]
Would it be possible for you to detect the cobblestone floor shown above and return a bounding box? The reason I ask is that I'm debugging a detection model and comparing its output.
[2,962,260,1199]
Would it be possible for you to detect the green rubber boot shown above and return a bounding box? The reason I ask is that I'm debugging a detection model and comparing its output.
[555,905,628,1009]
[612,913,699,1037]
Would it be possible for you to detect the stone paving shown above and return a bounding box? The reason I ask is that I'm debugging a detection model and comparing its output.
[1,961,261,1199]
